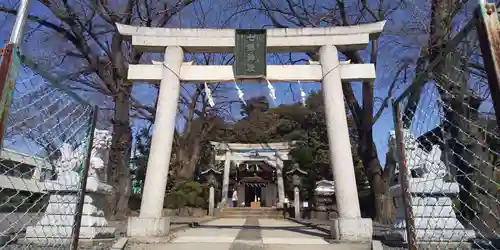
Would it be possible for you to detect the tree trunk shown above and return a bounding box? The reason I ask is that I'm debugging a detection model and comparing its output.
[105,89,133,220]
[360,137,395,223]
[176,137,202,180]
[369,171,394,224]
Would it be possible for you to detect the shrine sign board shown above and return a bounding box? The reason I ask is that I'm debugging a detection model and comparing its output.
[234,29,267,79]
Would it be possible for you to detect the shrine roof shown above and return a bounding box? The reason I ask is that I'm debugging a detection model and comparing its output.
[316,180,335,186]
[286,167,307,175]
[199,168,222,175]
[239,176,271,187]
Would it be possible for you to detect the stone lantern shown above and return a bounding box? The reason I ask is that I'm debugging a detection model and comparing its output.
[286,162,307,220]
[199,168,222,187]
[198,167,222,217]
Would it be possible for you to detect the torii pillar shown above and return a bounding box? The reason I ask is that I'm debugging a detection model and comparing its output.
[126,46,183,237]
[320,45,372,240]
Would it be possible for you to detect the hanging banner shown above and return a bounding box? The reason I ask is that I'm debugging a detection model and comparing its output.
[234,29,267,79]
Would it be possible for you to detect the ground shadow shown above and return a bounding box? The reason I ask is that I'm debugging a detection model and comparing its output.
[195,224,328,238]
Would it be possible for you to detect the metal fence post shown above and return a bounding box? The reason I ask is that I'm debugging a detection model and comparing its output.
[0,0,31,150]
[393,102,418,250]
[70,105,99,250]
[476,1,500,130]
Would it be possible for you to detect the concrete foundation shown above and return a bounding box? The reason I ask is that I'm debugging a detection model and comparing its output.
[127,217,171,237]
[330,218,373,242]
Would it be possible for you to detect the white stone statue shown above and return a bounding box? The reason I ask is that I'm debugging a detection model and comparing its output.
[389,130,447,181]
[385,130,475,243]
[26,129,115,242]
[47,143,83,190]
[89,129,112,183]
[45,129,113,193]
[86,129,113,194]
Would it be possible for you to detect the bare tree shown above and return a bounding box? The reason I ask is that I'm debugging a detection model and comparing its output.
[129,2,246,182]
[0,0,198,220]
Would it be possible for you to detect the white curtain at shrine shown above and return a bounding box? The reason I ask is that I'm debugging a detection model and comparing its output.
[237,184,245,206]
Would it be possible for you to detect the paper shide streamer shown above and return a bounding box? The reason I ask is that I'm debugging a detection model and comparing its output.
[298,80,307,107]
[203,82,215,107]
[265,79,277,105]
[233,79,277,107]
[233,79,246,105]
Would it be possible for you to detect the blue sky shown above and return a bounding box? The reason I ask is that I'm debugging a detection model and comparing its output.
[0,0,483,167]
[0,0,422,167]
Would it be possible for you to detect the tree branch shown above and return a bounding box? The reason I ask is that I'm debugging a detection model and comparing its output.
[0,6,80,47]
[373,64,406,123]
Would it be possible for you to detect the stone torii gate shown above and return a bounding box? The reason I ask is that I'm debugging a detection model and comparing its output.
[118,21,385,242]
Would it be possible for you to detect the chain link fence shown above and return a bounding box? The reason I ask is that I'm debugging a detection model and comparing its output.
[0,49,98,249]
[387,13,500,250]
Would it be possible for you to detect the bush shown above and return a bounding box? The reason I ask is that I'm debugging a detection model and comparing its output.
[164,180,208,209]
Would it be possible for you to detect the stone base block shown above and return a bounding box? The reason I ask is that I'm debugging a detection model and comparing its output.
[387,195,477,243]
[24,226,115,243]
[127,217,171,237]
[385,228,476,242]
[25,191,114,244]
[330,218,373,242]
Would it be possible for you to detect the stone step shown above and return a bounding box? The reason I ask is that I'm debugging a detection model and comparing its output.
[219,214,284,218]
[216,208,284,218]
[220,211,282,214]
[220,211,282,215]
[219,211,282,215]
[222,209,281,213]
[223,207,279,209]
[221,209,283,214]
[221,213,283,217]
[221,207,281,210]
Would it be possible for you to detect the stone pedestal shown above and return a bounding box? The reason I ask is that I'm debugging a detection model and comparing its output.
[25,177,115,244]
[385,178,476,242]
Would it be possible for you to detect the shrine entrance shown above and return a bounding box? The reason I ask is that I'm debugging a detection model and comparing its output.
[243,185,262,206]
[211,142,289,208]
[230,160,277,208]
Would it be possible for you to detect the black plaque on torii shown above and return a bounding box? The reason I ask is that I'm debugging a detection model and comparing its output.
[234,29,267,79]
